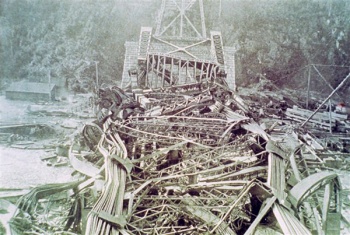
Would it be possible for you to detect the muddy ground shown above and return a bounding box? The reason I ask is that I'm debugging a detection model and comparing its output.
[0,94,95,191]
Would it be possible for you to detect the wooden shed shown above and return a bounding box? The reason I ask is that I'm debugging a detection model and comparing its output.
[6,81,56,102]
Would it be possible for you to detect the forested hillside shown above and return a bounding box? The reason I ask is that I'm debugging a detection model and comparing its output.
[0,0,349,94]
[0,0,157,92]
[216,0,350,93]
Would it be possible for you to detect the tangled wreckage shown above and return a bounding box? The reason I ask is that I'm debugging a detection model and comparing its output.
[5,0,350,234]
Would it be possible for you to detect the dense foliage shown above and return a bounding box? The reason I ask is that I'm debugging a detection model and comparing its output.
[213,0,350,92]
[0,0,157,91]
[1,0,349,93]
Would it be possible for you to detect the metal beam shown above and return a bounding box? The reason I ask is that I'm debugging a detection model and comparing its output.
[301,73,350,127]
[199,0,206,38]
[155,0,166,36]
[288,172,339,209]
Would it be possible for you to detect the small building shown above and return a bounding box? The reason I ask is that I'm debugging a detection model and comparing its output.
[5,81,56,102]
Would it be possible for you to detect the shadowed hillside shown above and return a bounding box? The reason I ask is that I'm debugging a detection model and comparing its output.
[1,0,349,95]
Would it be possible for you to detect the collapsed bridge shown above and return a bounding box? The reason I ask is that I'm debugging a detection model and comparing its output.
[8,1,349,235]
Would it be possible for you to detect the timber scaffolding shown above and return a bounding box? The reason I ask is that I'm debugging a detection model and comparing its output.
[6,1,350,235]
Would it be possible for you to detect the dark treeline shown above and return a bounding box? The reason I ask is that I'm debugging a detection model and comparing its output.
[0,0,349,93]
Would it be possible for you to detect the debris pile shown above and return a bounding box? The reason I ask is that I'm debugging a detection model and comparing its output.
[4,0,350,233]
[8,79,349,235]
